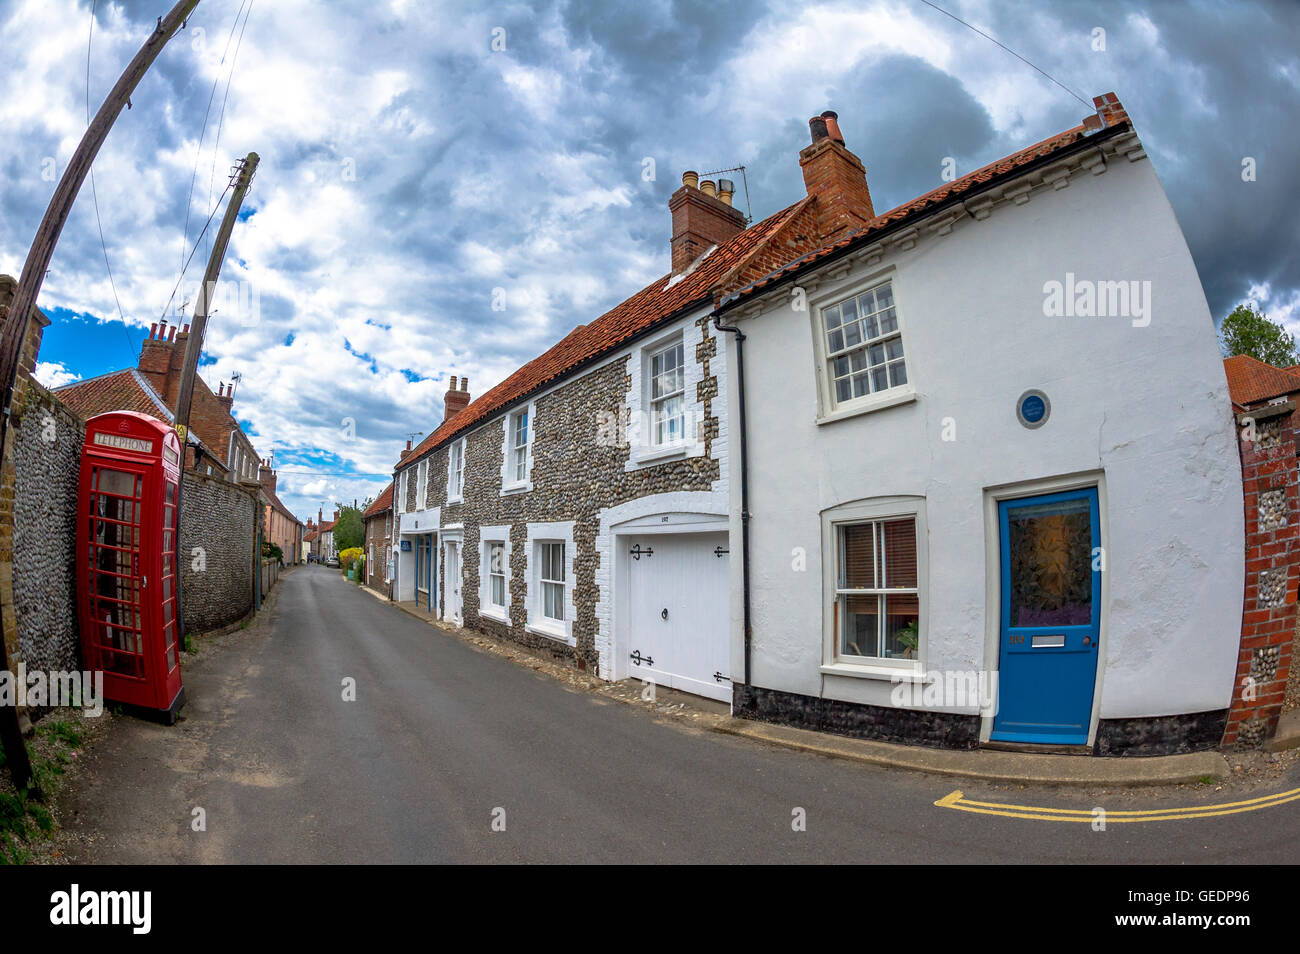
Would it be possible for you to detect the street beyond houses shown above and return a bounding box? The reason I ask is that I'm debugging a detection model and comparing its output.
[53,565,1299,865]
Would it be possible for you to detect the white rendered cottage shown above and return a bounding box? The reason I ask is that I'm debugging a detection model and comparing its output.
[714,95,1243,755]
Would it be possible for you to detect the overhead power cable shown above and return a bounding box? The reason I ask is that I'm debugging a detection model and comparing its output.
[916,0,1092,108]
[178,0,250,288]
[86,0,135,358]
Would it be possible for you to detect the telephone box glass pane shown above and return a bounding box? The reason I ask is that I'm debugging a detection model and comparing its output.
[89,466,146,679]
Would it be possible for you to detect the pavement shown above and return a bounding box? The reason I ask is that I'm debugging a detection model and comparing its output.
[53,564,1300,863]
[716,719,1229,786]
[1267,709,1300,752]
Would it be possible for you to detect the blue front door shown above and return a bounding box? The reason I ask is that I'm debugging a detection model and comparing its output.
[991,488,1101,745]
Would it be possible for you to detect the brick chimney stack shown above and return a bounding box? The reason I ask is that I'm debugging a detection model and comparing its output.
[258,458,276,495]
[669,170,748,274]
[399,438,412,461]
[216,381,234,412]
[799,109,876,246]
[444,375,470,421]
[137,320,195,407]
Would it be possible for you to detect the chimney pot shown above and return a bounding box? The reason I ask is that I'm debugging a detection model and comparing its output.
[717,179,734,206]
[167,326,176,342]
[182,323,190,335]
[681,170,699,189]
[700,179,716,197]
[808,115,829,143]
[460,376,468,392]
[150,322,158,338]
[821,110,844,144]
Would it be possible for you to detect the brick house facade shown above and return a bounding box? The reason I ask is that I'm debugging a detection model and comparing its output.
[258,459,304,565]
[363,482,393,595]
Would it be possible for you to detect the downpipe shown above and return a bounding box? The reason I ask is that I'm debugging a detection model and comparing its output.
[712,312,753,696]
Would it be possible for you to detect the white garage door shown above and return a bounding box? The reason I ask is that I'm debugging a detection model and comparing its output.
[624,531,731,701]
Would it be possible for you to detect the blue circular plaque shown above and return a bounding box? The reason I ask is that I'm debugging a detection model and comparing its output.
[1017,389,1050,429]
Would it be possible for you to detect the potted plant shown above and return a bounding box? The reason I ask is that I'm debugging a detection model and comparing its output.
[897,620,919,659]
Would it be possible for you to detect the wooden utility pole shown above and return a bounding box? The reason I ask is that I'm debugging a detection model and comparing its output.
[173,151,259,436]
[0,0,201,793]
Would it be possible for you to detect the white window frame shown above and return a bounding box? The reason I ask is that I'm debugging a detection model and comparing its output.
[447,438,466,504]
[625,323,706,469]
[539,542,565,623]
[397,468,408,515]
[500,403,536,495]
[810,272,917,423]
[820,496,927,680]
[478,525,512,623]
[416,458,428,510]
[648,339,687,449]
[524,520,575,644]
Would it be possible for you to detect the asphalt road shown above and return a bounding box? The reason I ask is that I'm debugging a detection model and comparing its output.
[60,564,1300,863]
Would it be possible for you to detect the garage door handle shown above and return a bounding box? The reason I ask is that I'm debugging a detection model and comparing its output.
[661,607,668,621]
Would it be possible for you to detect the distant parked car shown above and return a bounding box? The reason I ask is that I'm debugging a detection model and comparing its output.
[326,556,340,568]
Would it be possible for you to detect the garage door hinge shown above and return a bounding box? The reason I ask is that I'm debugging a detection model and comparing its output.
[713,546,729,558]
[630,544,654,560]
[714,671,730,683]
[630,649,655,667]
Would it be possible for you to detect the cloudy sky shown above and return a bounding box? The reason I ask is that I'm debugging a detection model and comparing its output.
[1,0,1296,520]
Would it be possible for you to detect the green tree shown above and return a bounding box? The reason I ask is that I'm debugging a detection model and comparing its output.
[1220,302,1298,367]
[333,504,365,551]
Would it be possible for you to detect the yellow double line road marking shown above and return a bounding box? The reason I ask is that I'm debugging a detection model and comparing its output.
[934,787,1300,822]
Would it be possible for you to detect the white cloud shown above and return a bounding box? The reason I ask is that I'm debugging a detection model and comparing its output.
[32,361,81,388]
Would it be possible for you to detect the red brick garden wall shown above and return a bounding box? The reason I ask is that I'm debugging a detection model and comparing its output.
[1223,403,1297,746]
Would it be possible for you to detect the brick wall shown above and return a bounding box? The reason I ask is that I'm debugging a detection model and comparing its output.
[363,512,390,595]
[1223,402,1298,746]
[180,470,258,633]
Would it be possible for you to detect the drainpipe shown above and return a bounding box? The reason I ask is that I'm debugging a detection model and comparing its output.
[712,312,753,692]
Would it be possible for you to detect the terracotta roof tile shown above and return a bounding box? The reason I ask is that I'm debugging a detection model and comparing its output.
[262,487,302,524]
[55,369,174,422]
[1223,354,1300,407]
[363,481,394,518]
[402,201,806,466]
[720,124,1094,305]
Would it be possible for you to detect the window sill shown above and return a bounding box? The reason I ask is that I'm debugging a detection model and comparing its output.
[446,493,464,506]
[629,442,694,466]
[816,387,916,426]
[525,621,573,645]
[820,661,927,683]
[480,606,510,625]
[500,480,532,496]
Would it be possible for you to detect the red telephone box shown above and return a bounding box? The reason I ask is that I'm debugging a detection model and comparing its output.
[76,411,185,722]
